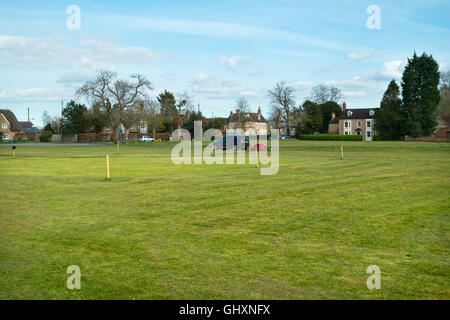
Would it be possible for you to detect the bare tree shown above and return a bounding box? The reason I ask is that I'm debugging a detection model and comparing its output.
[269,106,282,131]
[42,111,61,133]
[267,81,296,135]
[144,99,163,138]
[440,71,450,95]
[176,92,195,128]
[438,71,450,126]
[235,97,250,113]
[77,70,152,141]
[176,92,195,114]
[232,97,252,131]
[310,84,343,104]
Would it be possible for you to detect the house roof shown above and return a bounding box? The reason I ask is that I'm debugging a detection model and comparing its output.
[19,121,42,133]
[0,109,22,131]
[227,111,267,123]
[330,108,378,123]
[19,121,34,129]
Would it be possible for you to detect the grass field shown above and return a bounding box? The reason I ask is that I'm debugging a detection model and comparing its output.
[0,140,449,299]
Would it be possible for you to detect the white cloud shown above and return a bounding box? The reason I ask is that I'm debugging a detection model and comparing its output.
[218,55,251,70]
[0,87,74,102]
[0,34,164,72]
[239,90,261,97]
[289,80,313,88]
[310,65,339,75]
[191,76,261,100]
[249,68,264,76]
[111,16,346,51]
[378,60,404,79]
[192,73,217,83]
[342,91,367,97]
[325,76,370,89]
[346,51,373,61]
[57,58,120,84]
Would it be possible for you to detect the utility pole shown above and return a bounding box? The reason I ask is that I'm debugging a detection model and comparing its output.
[27,107,30,140]
[60,100,63,134]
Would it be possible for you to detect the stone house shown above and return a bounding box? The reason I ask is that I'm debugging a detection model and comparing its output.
[328,103,379,141]
[226,107,268,136]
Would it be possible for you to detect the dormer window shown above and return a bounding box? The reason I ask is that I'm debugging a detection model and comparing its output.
[369,109,375,116]
[347,111,353,117]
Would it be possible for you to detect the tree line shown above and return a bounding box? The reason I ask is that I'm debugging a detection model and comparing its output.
[267,82,343,135]
[375,53,445,139]
[42,71,226,141]
[42,52,447,141]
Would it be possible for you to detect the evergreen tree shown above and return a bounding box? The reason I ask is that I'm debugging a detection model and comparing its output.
[62,100,89,134]
[297,100,323,134]
[44,123,55,134]
[157,90,178,132]
[183,111,204,135]
[401,52,441,137]
[374,80,406,139]
[319,101,341,133]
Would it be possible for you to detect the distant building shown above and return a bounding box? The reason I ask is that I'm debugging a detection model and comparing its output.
[328,103,379,141]
[0,109,23,140]
[226,107,268,136]
[19,121,42,135]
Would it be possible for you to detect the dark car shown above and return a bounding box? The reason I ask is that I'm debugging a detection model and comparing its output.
[213,136,249,150]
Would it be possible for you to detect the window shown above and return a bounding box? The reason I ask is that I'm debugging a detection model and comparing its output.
[1,123,7,129]
[344,121,349,128]
[367,131,371,138]
[347,111,353,117]
[3,134,9,140]
[367,121,371,128]
[357,121,361,128]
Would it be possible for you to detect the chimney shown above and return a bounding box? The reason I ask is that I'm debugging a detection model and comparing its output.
[342,102,347,111]
[331,112,336,119]
[258,106,262,114]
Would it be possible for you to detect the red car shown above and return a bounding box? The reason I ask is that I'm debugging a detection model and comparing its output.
[252,143,267,151]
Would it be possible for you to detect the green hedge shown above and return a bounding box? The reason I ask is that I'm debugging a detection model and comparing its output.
[373,135,388,141]
[297,134,363,141]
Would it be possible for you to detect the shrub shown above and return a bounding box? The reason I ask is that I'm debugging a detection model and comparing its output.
[296,134,363,141]
[373,135,387,141]
[39,130,53,143]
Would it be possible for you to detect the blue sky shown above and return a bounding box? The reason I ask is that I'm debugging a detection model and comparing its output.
[0,0,449,126]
